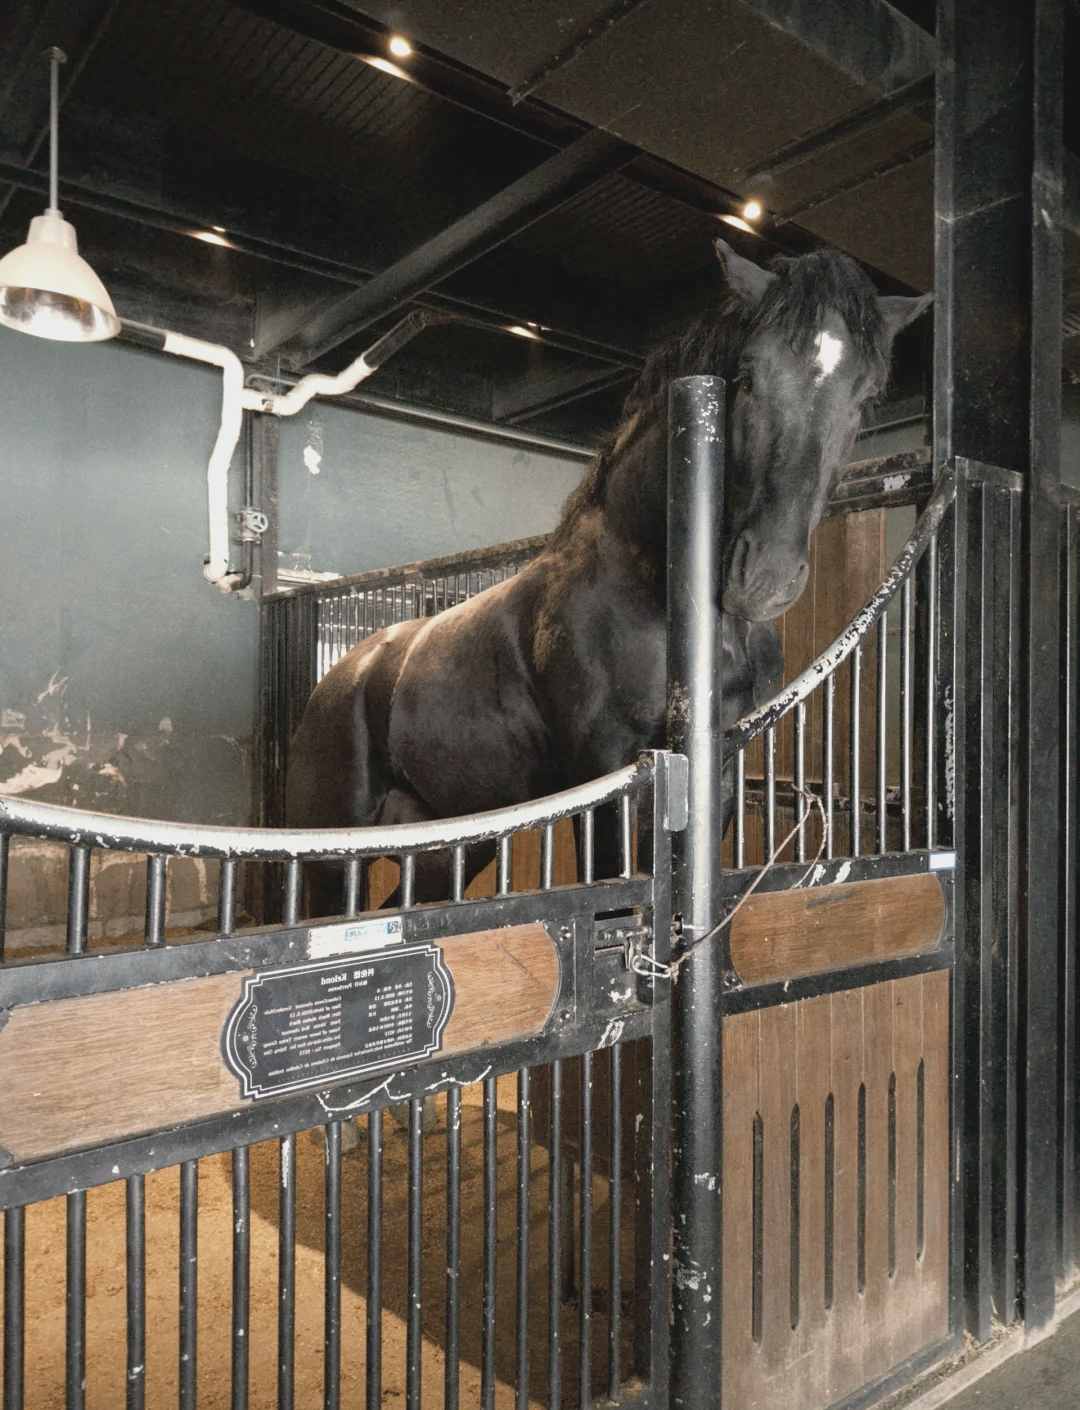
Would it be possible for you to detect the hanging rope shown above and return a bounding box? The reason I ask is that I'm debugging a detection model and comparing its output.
[630,785,828,983]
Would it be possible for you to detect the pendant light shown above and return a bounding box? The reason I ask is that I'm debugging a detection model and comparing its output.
[0,47,119,342]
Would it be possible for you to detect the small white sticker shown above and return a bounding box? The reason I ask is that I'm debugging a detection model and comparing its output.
[308,915,403,959]
[928,851,957,872]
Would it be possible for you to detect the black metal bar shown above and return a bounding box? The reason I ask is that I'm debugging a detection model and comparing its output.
[218,857,238,937]
[1061,505,1079,1275]
[542,822,555,890]
[901,576,913,852]
[366,1110,384,1410]
[850,645,862,858]
[579,1052,594,1410]
[66,1190,86,1410]
[582,810,595,884]
[179,1162,197,1410]
[497,836,512,896]
[765,725,777,858]
[608,1045,622,1402]
[667,376,725,1410]
[324,1123,342,1410]
[344,857,362,917]
[481,1078,498,1410]
[825,675,836,860]
[290,130,636,363]
[67,844,90,956]
[126,1175,145,1410]
[516,1069,531,1410]
[283,859,301,927]
[143,854,166,948]
[619,794,633,877]
[4,1206,25,1410]
[925,538,938,850]
[406,1100,423,1410]
[878,615,888,854]
[451,846,466,902]
[734,750,746,869]
[400,853,416,910]
[232,1146,250,1410]
[445,1089,462,1410]
[0,834,9,961]
[794,702,807,864]
[548,1060,564,1410]
[279,1135,296,1410]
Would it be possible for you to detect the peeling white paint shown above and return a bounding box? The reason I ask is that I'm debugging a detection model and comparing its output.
[599,1018,625,1048]
[303,444,322,475]
[883,473,910,492]
[36,672,68,703]
[159,718,173,733]
[834,860,852,884]
[943,684,955,820]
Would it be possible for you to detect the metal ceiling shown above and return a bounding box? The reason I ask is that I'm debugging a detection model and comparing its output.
[2,0,1067,443]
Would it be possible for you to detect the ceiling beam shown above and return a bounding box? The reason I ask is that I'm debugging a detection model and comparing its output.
[737,0,933,95]
[492,362,633,425]
[276,128,637,366]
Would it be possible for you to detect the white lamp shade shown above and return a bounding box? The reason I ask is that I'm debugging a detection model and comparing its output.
[0,211,119,341]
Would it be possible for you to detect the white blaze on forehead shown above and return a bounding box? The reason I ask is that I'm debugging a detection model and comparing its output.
[813,330,846,382]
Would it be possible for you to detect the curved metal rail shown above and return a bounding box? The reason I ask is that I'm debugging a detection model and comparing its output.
[725,462,957,753]
[0,756,653,859]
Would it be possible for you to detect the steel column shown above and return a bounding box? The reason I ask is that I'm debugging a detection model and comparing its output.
[667,375,726,1409]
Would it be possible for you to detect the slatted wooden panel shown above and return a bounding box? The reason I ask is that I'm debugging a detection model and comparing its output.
[722,971,950,1410]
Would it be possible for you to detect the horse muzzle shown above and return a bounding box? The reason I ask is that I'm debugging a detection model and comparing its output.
[721,535,810,621]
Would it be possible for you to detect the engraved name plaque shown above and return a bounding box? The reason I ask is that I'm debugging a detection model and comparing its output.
[222,945,454,1099]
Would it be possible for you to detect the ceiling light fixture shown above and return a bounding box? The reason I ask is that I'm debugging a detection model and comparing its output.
[742,200,762,221]
[0,47,119,342]
[507,325,541,340]
[362,55,411,81]
[388,35,413,58]
[718,214,754,234]
[193,231,232,247]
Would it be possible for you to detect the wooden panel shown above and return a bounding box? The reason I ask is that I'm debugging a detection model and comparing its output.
[728,873,946,984]
[722,972,951,1410]
[0,923,559,1164]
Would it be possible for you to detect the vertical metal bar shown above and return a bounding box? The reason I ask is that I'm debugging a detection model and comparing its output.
[481,1078,498,1410]
[451,846,466,901]
[582,810,595,884]
[4,1206,25,1410]
[283,859,301,927]
[579,1053,594,1410]
[619,794,633,877]
[794,702,807,864]
[344,857,362,918]
[541,823,555,889]
[0,833,11,961]
[497,836,512,896]
[279,1136,296,1410]
[1061,508,1079,1275]
[400,854,416,909]
[925,536,938,849]
[666,376,725,1409]
[547,1060,563,1410]
[824,674,836,860]
[877,614,889,854]
[406,1099,423,1410]
[445,1089,462,1410]
[126,1175,146,1410]
[366,1110,384,1410]
[734,749,746,869]
[144,854,166,948]
[67,844,90,955]
[901,575,914,852]
[218,857,237,937]
[179,1162,198,1410]
[66,1190,86,1410]
[764,725,776,859]
[232,1146,250,1410]
[850,645,862,858]
[324,1123,342,1410]
[608,1045,622,1402]
[516,1069,531,1410]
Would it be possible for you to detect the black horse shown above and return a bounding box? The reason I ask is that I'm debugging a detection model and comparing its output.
[287,240,931,900]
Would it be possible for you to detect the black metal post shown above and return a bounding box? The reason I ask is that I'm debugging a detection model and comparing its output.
[935,0,1063,1336]
[667,375,726,1409]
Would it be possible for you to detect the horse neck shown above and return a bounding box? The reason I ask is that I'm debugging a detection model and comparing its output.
[598,409,669,572]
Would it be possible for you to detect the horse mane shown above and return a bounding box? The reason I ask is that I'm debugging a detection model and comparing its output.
[551,249,890,544]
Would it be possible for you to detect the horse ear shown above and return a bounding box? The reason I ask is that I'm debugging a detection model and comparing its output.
[714,238,776,306]
[878,292,934,339]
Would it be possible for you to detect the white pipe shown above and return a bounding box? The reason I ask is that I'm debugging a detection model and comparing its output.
[162,331,258,589]
[158,335,378,590]
[246,353,375,417]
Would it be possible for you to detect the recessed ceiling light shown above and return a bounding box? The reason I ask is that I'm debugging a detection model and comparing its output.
[212,225,227,234]
[388,35,412,58]
[508,325,541,340]
[193,231,231,247]
[719,214,754,234]
[362,55,410,80]
[742,201,762,221]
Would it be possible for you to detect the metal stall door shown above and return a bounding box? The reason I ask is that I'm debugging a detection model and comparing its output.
[663,376,963,1410]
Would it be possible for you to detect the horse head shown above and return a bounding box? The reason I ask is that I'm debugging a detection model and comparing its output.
[715,239,932,622]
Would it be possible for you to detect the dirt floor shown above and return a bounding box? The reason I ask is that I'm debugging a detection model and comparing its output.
[2,1076,641,1409]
